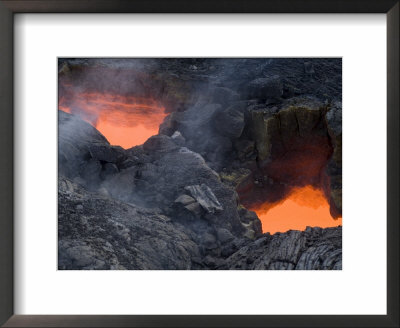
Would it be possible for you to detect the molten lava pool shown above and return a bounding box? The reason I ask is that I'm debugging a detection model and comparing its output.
[59,91,166,149]
[251,186,342,234]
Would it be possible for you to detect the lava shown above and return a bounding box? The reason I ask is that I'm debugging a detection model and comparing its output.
[251,185,342,234]
[59,91,166,149]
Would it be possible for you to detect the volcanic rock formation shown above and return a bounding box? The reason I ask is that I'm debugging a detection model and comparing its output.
[58,58,342,270]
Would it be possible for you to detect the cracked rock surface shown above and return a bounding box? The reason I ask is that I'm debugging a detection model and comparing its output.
[219,227,342,270]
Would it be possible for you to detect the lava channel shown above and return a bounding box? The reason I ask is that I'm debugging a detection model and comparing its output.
[250,185,342,234]
[59,91,166,149]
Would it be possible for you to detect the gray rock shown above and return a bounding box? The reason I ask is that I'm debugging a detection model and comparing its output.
[220,227,342,270]
[247,75,283,100]
[234,139,255,161]
[58,110,108,179]
[171,130,186,146]
[174,194,203,217]
[217,228,235,244]
[143,135,178,153]
[174,194,196,206]
[185,184,223,214]
[202,255,224,268]
[58,240,122,270]
[158,111,185,136]
[58,177,201,270]
[100,166,140,204]
[202,232,218,250]
[296,245,341,270]
[214,104,245,139]
[101,163,119,178]
[239,207,260,225]
[304,61,315,75]
[326,101,342,136]
[184,202,203,217]
[325,101,342,216]
[118,158,136,170]
[88,144,125,163]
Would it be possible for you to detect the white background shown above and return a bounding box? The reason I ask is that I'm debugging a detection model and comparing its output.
[14,14,387,315]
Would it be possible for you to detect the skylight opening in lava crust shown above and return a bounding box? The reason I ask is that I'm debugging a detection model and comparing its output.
[59,91,167,149]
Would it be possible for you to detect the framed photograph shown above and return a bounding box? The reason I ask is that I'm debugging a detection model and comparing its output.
[0,1,398,327]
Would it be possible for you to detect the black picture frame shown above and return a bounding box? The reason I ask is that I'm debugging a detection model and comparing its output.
[0,1,398,327]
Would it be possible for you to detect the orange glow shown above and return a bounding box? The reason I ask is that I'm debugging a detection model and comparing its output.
[59,91,166,149]
[59,105,71,114]
[96,118,157,149]
[251,186,342,234]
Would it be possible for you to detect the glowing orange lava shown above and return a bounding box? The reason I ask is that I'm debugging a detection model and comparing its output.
[59,91,166,149]
[251,186,342,234]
